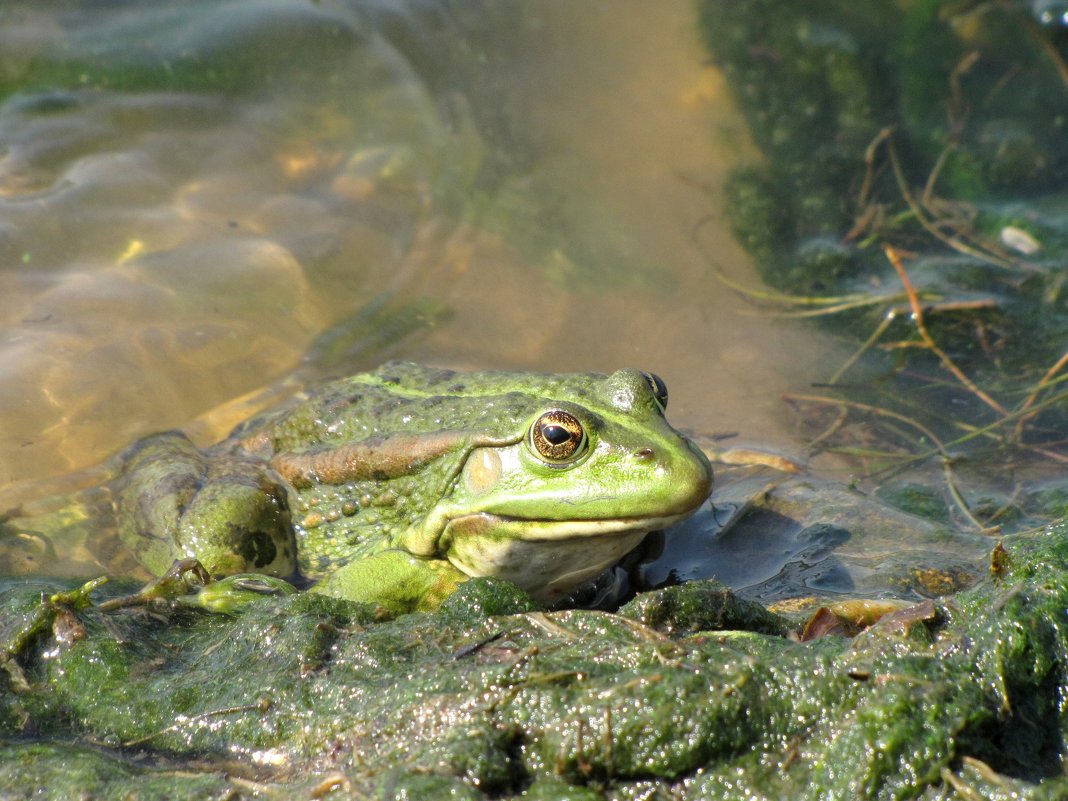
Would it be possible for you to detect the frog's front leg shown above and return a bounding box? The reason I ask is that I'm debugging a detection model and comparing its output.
[313,550,468,614]
[94,557,295,614]
[114,431,297,580]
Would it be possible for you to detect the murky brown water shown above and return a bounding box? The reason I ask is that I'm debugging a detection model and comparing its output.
[0,1,850,573]
[405,2,843,451]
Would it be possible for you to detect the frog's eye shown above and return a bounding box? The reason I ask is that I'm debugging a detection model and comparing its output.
[642,372,669,411]
[529,410,587,465]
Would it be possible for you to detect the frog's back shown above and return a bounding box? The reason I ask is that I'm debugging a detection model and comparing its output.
[239,361,604,456]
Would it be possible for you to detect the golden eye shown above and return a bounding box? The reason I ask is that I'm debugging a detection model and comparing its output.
[642,372,668,411]
[529,410,587,464]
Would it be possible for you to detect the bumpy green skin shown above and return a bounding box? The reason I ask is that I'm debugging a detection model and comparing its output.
[5,531,1068,799]
[114,362,713,612]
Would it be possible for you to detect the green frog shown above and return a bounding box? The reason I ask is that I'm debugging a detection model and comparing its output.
[113,362,713,613]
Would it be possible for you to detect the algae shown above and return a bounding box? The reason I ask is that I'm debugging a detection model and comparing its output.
[2,531,1068,798]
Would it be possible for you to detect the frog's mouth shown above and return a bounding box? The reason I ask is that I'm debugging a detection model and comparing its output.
[440,510,692,543]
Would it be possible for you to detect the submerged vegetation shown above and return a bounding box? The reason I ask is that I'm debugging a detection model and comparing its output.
[700,0,1068,531]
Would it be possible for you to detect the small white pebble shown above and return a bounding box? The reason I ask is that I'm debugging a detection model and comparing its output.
[999,225,1041,255]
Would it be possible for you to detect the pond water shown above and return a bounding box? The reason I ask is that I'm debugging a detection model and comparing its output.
[0,0,841,494]
[7,0,1056,598]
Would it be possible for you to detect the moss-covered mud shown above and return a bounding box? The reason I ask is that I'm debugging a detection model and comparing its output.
[2,530,1068,799]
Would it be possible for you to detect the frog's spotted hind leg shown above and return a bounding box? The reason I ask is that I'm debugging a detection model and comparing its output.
[114,431,297,579]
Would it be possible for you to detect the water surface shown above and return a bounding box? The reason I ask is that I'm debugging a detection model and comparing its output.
[0,1,841,495]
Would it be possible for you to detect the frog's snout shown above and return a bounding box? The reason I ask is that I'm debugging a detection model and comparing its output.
[676,441,715,508]
[630,439,713,513]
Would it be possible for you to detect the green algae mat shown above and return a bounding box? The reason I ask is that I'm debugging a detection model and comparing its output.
[2,530,1067,800]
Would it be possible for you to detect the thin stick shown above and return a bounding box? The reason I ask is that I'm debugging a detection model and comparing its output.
[883,244,1009,416]
[942,458,997,533]
[784,391,995,531]
[984,482,1023,525]
[1023,6,1068,91]
[804,404,850,452]
[691,217,873,307]
[944,386,1068,449]
[784,392,948,452]
[1024,445,1068,464]
[706,258,873,307]
[886,139,1021,271]
[856,127,894,211]
[1014,349,1068,439]
[831,297,999,383]
[829,310,898,384]
[921,144,955,207]
[748,294,906,318]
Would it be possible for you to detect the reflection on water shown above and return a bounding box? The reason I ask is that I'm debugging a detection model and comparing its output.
[641,468,985,604]
[0,0,477,484]
[0,0,837,493]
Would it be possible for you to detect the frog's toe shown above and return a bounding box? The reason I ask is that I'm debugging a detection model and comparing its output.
[188,573,297,614]
[97,558,210,611]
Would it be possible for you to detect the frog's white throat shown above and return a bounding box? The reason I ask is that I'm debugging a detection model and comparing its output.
[437,511,689,603]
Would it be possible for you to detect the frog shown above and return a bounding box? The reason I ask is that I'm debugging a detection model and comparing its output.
[113,361,713,613]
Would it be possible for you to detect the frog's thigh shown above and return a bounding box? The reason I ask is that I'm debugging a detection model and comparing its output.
[177,479,295,578]
[312,551,468,613]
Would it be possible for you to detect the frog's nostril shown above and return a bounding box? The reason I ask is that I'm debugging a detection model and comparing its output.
[634,447,654,459]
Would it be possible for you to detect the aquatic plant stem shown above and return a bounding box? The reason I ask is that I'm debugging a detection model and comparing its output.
[122,699,272,748]
[854,126,893,215]
[943,386,1068,451]
[785,391,993,532]
[692,217,877,310]
[943,459,998,534]
[829,311,898,384]
[803,404,850,452]
[883,244,1008,417]
[786,393,945,455]
[885,138,1021,271]
[1020,4,1068,91]
[1014,349,1068,440]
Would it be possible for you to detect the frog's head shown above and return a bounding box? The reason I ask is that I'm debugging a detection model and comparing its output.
[408,368,713,602]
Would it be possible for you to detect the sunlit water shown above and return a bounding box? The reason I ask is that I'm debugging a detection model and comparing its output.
[0,1,857,585]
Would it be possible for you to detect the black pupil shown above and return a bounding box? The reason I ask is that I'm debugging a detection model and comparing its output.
[542,424,572,445]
